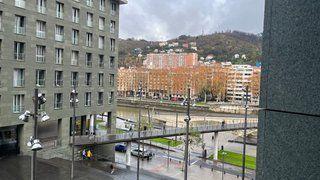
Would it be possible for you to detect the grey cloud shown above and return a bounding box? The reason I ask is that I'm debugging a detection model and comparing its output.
[119,0,264,41]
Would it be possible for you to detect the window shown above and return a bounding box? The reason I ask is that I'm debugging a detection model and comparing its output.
[98,73,104,86]
[85,73,92,86]
[56,2,64,19]
[54,93,63,109]
[109,91,114,104]
[36,20,46,38]
[13,68,25,87]
[86,0,93,7]
[13,94,25,113]
[72,29,79,45]
[85,53,92,67]
[14,15,26,35]
[55,48,63,64]
[36,69,46,87]
[110,38,115,52]
[84,92,91,106]
[99,55,104,68]
[72,8,79,23]
[55,25,64,42]
[111,2,117,15]
[99,0,105,11]
[54,71,63,87]
[98,36,104,49]
[71,72,78,86]
[0,39,2,59]
[71,51,79,66]
[99,17,105,30]
[110,56,115,68]
[86,33,93,47]
[87,13,93,27]
[14,41,25,61]
[36,45,46,62]
[109,74,115,86]
[110,21,116,33]
[97,92,103,106]
[37,0,46,14]
[0,11,2,31]
[15,0,26,8]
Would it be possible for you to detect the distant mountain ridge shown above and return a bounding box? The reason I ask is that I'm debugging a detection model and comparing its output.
[119,31,262,68]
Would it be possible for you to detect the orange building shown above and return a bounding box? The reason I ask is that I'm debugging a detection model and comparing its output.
[143,53,199,69]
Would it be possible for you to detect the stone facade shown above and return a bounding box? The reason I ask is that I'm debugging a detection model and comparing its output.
[0,0,125,160]
[256,1,320,179]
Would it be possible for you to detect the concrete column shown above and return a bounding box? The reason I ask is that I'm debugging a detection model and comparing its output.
[89,114,95,135]
[126,142,131,167]
[213,132,219,160]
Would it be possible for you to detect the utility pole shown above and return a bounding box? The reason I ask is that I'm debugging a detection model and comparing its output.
[71,86,76,180]
[183,88,191,180]
[31,88,39,180]
[242,86,249,180]
[175,111,178,142]
[137,81,142,180]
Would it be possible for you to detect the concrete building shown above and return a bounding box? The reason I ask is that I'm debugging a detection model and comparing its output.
[143,53,199,69]
[257,1,320,179]
[0,0,127,159]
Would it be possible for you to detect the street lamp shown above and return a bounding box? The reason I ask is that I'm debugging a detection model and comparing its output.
[183,88,191,180]
[136,81,142,180]
[70,87,79,180]
[241,86,249,180]
[18,89,49,180]
[221,145,227,180]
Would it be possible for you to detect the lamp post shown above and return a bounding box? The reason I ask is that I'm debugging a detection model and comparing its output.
[70,86,78,180]
[221,145,226,180]
[242,86,249,180]
[183,88,191,180]
[18,88,49,180]
[136,81,142,180]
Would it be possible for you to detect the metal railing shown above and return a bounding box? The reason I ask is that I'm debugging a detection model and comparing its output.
[37,6,46,14]
[14,53,25,61]
[54,102,63,109]
[36,79,45,87]
[15,0,25,8]
[13,105,25,113]
[14,26,26,35]
[14,79,25,87]
[56,11,63,19]
[55,34,64,42]
[36,55,45,62]
[86,61,92,67]
[36,31,45,38]
[72,17,79,24]
[55,80,63,87]
[97,99,103,106]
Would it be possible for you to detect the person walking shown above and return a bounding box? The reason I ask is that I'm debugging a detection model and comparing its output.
[87,149,93,160]
[82,149,87,160]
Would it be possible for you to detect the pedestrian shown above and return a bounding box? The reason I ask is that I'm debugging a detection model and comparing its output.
[221,120,225,128]
[110,164,115,174]
[82,149,87,160]
[87,149,93,160]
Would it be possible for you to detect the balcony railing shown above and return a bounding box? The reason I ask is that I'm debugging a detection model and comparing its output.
[56,11,63,19]
[14,79,25,87]
[71,80,78,87]
[97,99,103,106]
[111,46,115,52]
[99,25,104,31]
[86,0,93,7]
[36,79,45,87]
[36,55,45,62]
[85,101,91,107]
[111,10,116,16]
[15,0,25,8]
[14,53,25,61]
[72,38,78,45]
[55,34,64,42]
[99,62,104,68]
[13,105,25,113]
[73,17,79,23]
[99,6,105,11]
[110,28,115,34]
[54,102,63,109]
[71,59,78,66]
[55,80,63,87]
[87,21,93,27]
[36,31,45,38]
[14,26,26,35]
[86,61,92,67]
[37,6,46,14]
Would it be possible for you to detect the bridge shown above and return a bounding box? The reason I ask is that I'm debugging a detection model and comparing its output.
[71,121,258,146]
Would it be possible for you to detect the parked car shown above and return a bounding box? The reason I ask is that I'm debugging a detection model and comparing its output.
[131,148,153,159]
[115,144,127,152]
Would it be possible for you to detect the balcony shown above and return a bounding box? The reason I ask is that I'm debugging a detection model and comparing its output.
[14,79,25,87]
[55,34,64,42]
[36,55,45,62]
[37,6,46,14]
[14,53,25,61]
[15,0,25,8]
[86,61,92,67]
[13,105,25,113]
[14,26,26,35]
[36,30,45,38]
[54,102,63,109]
[55,80,63,87]
[56,11,63,19]
[97,99,103,106]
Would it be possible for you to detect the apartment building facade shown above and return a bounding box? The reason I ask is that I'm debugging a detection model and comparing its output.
[143,53,199,69]
[0,0,127,158]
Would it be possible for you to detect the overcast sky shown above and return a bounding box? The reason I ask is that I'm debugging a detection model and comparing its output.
[119,0,265,41]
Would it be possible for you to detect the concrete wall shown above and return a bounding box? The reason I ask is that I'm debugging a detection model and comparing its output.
[256,1,320,179]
